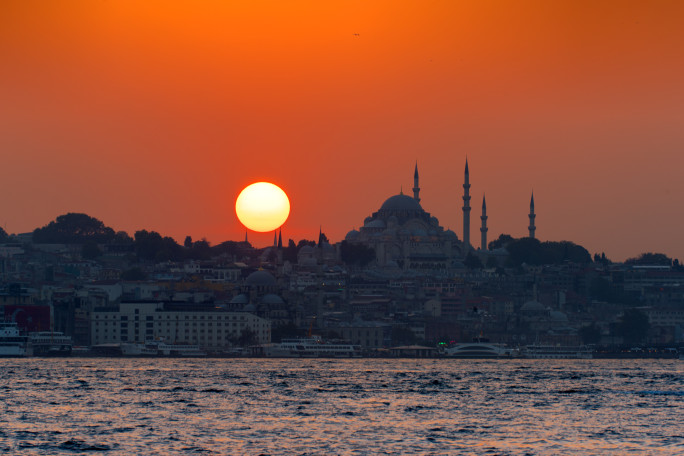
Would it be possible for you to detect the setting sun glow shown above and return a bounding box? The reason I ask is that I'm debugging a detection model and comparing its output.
[235,182,290,233]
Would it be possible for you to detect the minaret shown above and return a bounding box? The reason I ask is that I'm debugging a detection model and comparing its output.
[528,192,536,239]
[462,159,471,248]
[413,162,421,203]
[273,231,278,247]
[480,195,488,250]
[277,228,282,249]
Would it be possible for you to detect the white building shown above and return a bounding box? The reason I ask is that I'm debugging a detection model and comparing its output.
[91,301,270,351]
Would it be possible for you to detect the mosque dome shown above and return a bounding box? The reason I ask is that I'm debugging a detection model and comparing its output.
[230,294,249,305]
[261,294,285,305]
[245,270,277,287]
[380,194,424,213]
[550,310,569,322]
[345,229,360,240]
[444,229,458,240]
[242,303,257,313]
[520,300,546,313]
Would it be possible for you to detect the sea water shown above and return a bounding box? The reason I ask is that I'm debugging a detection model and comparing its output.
[0,358,682,455]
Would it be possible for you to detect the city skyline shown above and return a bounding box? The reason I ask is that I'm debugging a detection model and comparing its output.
[2,1,684,261]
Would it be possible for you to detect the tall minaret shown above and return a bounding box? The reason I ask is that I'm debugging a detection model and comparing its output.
[413,162,421,203]
[277,228,283,249]
[462,159,471,248]
[528,192,536,239]
[480,195,488,251]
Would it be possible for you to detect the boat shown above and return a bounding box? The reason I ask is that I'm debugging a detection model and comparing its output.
[28,331,73,356]
[120,339,207,357]
[263,336,362,358]
[444,342,518,358]
[524,344,594,359]
[0,322,29,357]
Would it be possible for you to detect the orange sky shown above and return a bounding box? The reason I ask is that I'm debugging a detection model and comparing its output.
[1,1,684,261]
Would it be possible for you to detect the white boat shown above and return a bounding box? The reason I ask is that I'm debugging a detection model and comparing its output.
[524,344,594,359]
[444,342,518,358]
[264,336,361,358]
[0,322,28,357]
[28,331,73,356]
[120,339,206,357]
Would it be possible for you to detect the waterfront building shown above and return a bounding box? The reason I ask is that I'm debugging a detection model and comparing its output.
[91,301,270,351]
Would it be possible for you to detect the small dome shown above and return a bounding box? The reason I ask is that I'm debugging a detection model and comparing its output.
[380,194,424,213]
[230,294,249,304]
[245,270,277,287]
[412,228,428,236]
[364,219,386,229]
[261,293,285,305]
[242,303,257,312]
[444,229,458,239]
[550,310,568,322]
[345,230,360,240]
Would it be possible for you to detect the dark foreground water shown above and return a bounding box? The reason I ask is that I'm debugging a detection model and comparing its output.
[0,358,682,455]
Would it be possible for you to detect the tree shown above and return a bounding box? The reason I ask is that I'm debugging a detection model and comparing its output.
[212,240,240,257]
[188,239,211,260]
[184,236,193,248]
[594,252,611,266]
[297,239,316,248]
[464,252,483,269]
[81,241,102,260]
[503,237,591,266]
[121,267,148,281]
[133,230,183,262]
[488,234,514,250]
[282,239,298,263]
[616,308,650,344]
[33,213,116,244]
[237,328,257,346]
[340,241,375,267]
[505,237,544,266]
[113,231,133,244]
[0,226,8,243]
[625,253,672,267]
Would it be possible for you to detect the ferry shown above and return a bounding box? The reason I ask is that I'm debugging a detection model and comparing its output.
[0,322,28,357]
[264,336,362,358]
[444,342,518,358]
[524,344,594,359]
[28,331,73,356]
[120,339,207,357]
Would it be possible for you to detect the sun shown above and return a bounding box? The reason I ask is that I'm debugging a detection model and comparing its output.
[235,182,290,232]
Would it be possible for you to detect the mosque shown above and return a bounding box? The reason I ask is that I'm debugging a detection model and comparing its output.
[344,160,536,270]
